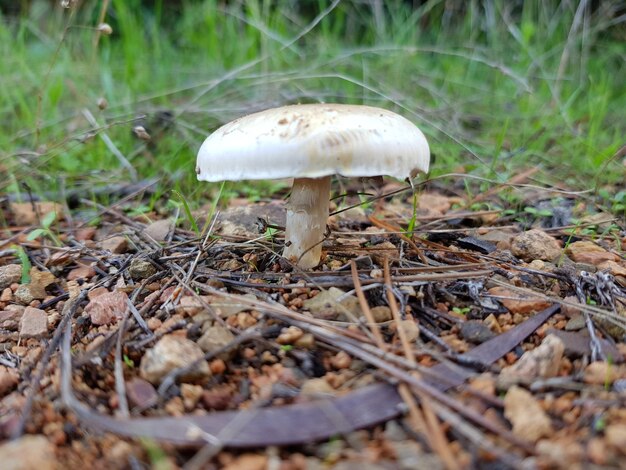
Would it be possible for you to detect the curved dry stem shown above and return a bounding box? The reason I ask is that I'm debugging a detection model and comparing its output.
[283,176,331,269]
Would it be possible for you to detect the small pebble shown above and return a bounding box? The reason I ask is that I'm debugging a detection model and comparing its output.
[129,259,157,280]
[181,383,203,410]
[0,435,56,470]
[67,265,96,281]
[330,351,352,370]
[501,334,564,381]
[101,236,128,254]
[210,358,226,374]
[0,265,22,290]
[84,291,129,326]
[197,324,235,359]
[294,333,315,349]
[19,307,48,339]
[369,306,392,323]
[584,361,618,385]
[397,319,420,342]
[126,377,158,409]
[459,321,495,344]
[14,285,35,305]
[276,326,304,344]
[613,379,626,393]
[504,386,553,442]
[140,335,210,385]
[300,378,335,396]
[1,288,13,302]
[202,385,233,410]
[0,366,19,395]
[144,219,173,242]
[564,315,586,331]
[511,229,561,262]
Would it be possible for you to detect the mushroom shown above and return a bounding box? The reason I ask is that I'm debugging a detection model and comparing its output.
[196,104,430,269]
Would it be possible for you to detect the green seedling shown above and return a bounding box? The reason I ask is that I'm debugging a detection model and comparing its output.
[13,245,32,284]
[126,204,152,219]
[598,189,626,218]
[201,181,226,238]
[264,226,278,241]
[452,306,470,316]
[172,189,200,236]
[490,116,510,175]
[593,414,606,432]
[612,192,626,215]
[523,207,553,218]
[470,202,495,212]
[558,221,582,267]
[26,211,62,246]
[139,437,170,470]
[405,192,419,236]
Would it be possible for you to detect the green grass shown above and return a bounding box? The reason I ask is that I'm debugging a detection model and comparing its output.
[0,0,624,209]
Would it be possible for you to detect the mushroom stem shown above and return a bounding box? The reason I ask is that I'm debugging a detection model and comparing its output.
[283,176,331,269]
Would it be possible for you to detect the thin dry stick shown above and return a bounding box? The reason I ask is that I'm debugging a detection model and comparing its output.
[350,260,385,348]
[419,390,460,470]
[114,311,130,418]
[196,269,495,290]
[93,0,110,50]
[383,257,416,365]
[184,216,219,285]
[396,384,426,434]
[383,258,428,444]
[352,261,431,454]
[435,173,590,196]
[384,257,460,470]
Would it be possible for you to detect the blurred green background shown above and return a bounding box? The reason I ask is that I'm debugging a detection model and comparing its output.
[1,0,624,208]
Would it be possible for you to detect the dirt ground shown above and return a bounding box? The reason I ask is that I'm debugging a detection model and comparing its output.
[1,176,626,469]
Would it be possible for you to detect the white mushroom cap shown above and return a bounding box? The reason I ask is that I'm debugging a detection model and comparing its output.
[196,104,430,182]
